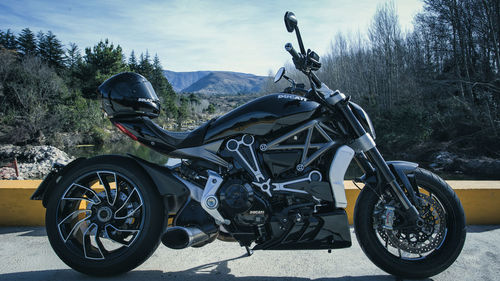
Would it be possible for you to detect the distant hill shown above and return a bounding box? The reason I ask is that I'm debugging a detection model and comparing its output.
[163,70,267,95]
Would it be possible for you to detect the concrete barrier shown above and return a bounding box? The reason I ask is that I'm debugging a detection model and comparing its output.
[1,180,499,226]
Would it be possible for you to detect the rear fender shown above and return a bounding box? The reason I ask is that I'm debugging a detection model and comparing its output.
[31,154,191,213]
[30,157,87,207]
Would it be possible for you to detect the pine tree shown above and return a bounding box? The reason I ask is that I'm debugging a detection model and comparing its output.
[17,28,37,56]
[128,50,138,72]
[66,42,82,88]
[138,50,153,77]
[0,29,17,50]
[66,42,81,69]
[79,39,128,98]
[150,53,177,117]
[37,31,65,69]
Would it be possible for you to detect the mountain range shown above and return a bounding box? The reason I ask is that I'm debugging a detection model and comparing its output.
[163,70,267,95]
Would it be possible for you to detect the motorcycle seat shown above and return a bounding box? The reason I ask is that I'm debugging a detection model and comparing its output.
[142,117,212,149]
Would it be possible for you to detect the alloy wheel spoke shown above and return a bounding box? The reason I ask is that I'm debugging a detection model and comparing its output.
[105,224,140,247]
[82,223,104,260]
[57,170,145,262]
[97,172,118,206]
[94,227,109,257]
[114,188,142,219]
[58,210,92,242]
[62,183,101,205]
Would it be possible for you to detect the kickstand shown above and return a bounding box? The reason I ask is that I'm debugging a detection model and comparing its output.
[245,246,253,256]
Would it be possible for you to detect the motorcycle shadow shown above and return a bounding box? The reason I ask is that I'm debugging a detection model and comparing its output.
[0,255,432,281]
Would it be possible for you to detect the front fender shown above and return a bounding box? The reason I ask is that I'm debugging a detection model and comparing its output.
[387,161,419,194]
[357,160,419,201]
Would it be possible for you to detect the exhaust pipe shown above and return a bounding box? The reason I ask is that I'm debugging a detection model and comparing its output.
[161,227,214,249]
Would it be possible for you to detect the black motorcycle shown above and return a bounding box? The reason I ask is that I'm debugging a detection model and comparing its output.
[31,12,466,278]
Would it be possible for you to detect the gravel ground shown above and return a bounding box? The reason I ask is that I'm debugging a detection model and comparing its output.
[0,226,498,281]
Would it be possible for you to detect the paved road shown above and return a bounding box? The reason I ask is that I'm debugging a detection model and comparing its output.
[0,226,498,281]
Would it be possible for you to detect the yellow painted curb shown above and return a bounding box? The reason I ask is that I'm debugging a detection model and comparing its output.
[0,180,499,226]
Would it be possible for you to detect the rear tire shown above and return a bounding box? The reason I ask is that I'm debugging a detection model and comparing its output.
[45,156,164,276]
[354,168,466,278]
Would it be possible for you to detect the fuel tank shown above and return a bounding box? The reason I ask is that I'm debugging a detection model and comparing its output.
[205,94,320,142]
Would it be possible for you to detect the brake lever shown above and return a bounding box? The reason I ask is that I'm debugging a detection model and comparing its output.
[305,49,321,71]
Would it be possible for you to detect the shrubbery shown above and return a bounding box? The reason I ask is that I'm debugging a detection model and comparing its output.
[0,29,180,147]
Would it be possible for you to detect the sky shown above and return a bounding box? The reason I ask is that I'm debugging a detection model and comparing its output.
[0,0,423,76]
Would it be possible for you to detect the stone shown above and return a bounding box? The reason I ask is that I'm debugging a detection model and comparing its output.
[0,145,74,179]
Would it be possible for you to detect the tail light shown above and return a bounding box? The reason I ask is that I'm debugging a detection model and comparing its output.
[113,122,138,141]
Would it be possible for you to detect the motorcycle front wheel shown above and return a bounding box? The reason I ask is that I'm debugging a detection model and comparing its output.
[354,168,466,278]
[45,156,164,276]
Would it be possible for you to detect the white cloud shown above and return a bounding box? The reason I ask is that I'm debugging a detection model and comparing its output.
[0,0,423,75]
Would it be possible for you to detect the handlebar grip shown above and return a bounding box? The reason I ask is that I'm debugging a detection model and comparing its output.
[285,43,300,61]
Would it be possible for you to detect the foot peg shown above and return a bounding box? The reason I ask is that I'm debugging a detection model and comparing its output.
[245,246,253,256]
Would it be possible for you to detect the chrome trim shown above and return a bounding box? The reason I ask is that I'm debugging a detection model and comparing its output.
[263,120,336,171]
[162,226,211,249]
[201,171,230,225]
[329,145,355,208]
[171,173,204,202]
[170,141,228,168]
[350,133,376,153]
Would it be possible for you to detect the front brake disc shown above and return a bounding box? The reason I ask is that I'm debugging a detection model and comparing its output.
[377,193,447,254]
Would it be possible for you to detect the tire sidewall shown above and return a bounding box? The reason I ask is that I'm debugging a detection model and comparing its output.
[354,168,466,278]
[45,156,164,276]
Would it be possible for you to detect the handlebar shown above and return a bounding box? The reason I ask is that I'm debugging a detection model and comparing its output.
[285,43,301,61]
[284,43,321,88]
[309,72,321,89]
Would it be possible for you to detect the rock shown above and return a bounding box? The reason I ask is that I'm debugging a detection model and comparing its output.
[0,144,74,179]
[430,151,500,178]
[433,151,458,166]
[0,167,17,179]
[451,157,500,178]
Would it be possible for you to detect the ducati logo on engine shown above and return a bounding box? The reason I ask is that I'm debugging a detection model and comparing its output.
[249,210,265,215]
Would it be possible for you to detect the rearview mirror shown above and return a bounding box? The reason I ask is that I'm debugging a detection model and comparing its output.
[274,67,285,83]
[284,11,297,33]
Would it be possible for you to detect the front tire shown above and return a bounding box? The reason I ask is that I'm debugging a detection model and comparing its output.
[354,168,466,278]
[45,156,164,276]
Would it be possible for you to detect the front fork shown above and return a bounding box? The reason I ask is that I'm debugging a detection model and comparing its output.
[331,98,422,225]
[358,150,422,225]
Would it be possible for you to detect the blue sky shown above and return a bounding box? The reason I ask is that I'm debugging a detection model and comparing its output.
[0,0,423,75]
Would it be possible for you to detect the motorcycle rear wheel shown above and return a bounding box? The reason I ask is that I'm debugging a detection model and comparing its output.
[354,168,466,278]
[45,156,164,276]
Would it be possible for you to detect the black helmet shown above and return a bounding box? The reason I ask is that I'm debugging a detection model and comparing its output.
[98,72,160,118]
